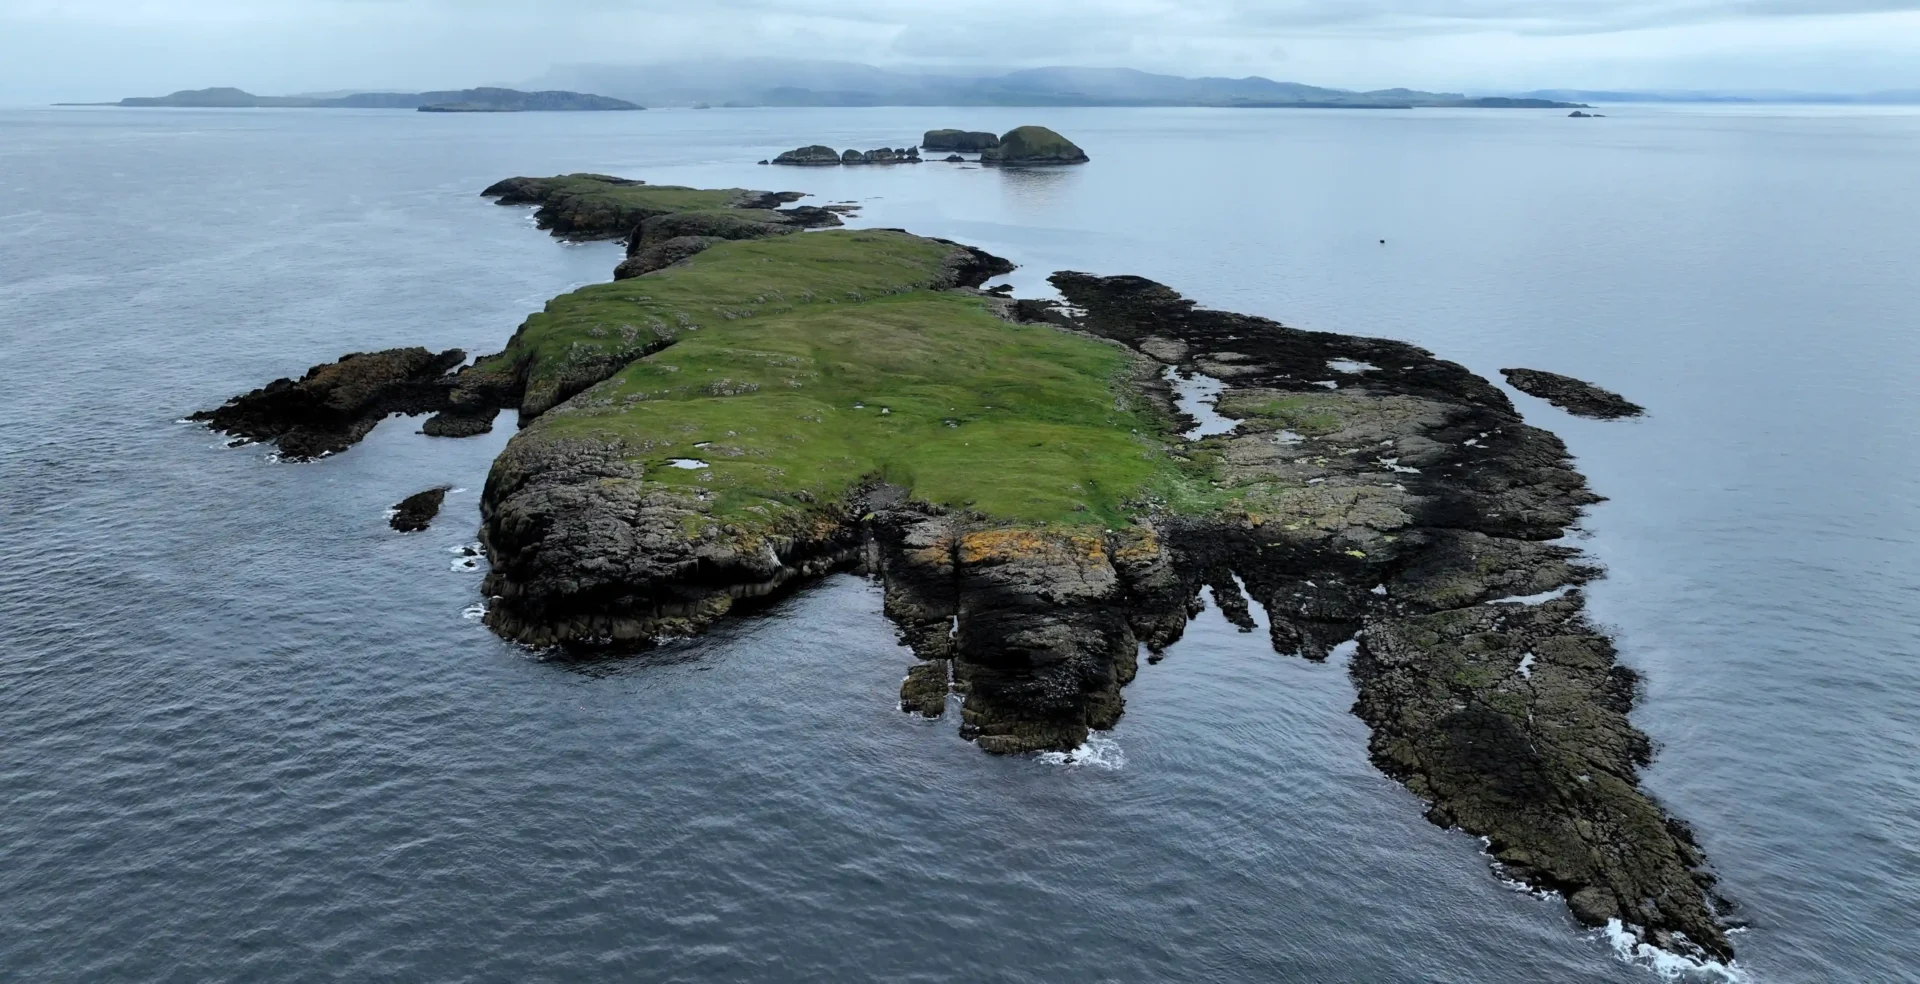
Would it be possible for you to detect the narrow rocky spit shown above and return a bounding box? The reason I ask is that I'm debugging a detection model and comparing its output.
[193,175,1733,965]
[1502,367,1645,419]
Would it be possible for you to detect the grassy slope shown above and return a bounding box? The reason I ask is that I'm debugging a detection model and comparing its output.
[515,175,746,215]
[479,230,974,408]
[510,230,1194,528]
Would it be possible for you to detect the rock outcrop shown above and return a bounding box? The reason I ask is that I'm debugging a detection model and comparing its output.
[980,126,1089,165]
[192,347,466,460]
[1501,368,1644,419]
[390,486,450,531]
[922,129,1000,152]
[772,145,841,166]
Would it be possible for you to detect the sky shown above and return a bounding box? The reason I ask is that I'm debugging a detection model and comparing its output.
[4,0,1920,103]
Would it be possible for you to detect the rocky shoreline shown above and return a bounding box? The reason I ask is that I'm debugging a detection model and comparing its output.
[195,175,1730,964]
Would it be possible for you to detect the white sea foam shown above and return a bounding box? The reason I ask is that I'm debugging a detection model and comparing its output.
[460,602,488,621]
[1602,920,1749,983]
[1327,359,1378,374]
[1038,734,1125,770]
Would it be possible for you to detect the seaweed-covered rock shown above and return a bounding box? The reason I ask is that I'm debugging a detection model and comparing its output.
[772,145,841,166]
[923,129,1000,152]
[390,486,450,532]
[191,347,466,459]
[980,126,1089,165]
[943,154,965,163]
[1501,368,1644,419]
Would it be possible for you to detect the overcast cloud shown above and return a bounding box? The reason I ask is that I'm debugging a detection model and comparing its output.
[4,0,1919,103]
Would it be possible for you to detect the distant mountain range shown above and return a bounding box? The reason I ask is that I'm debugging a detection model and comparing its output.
[62,87,642,112]
[1514,88,1920,105]
[525,60,1585,109]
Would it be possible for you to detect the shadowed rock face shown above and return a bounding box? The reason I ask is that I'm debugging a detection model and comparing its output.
[1501,368,1645,419]
[191,347,466,460]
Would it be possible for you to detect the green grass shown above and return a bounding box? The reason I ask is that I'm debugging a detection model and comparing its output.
[516,174,746,216]
[508,231,1200,528]
[480,231,972,411]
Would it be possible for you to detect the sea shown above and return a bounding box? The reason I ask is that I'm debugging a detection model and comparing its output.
[2,104,1916,983]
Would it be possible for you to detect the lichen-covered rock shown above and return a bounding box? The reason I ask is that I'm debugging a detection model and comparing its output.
[980,126,1089,165]
[1501,368,1644,419]
[923,129,1000,152]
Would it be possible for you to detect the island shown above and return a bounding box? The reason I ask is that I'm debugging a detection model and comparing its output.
[79,86,641,112]
[922,129,1001,152]
[979,126,1089,165]
[195,173,1732,966]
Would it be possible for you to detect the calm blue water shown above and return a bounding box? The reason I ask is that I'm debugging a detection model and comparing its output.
[2,105,1917,983]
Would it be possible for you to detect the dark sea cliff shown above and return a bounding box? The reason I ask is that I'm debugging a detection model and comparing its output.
[2,105,1918,982]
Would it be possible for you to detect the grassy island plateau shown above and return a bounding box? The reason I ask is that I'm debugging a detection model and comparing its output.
[196,173,1732,967]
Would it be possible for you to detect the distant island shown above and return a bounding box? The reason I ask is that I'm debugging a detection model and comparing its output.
[64,87,642,112]
[522,60,1588,109]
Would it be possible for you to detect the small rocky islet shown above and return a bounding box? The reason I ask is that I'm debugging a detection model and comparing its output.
[389,487,450,532]
[767,125,1088,166]
[195,172,1732,964]
[1501,368,1644,419]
